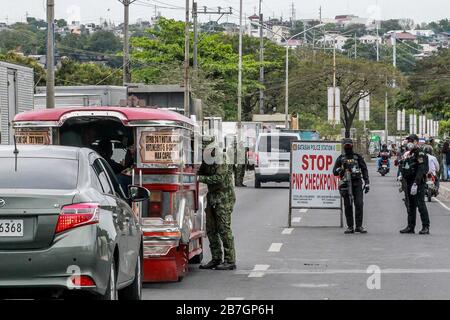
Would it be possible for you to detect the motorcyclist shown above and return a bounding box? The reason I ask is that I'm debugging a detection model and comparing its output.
[377,144,391,172]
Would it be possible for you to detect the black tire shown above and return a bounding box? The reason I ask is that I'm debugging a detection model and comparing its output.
[189,252,203,264]
[119,254,142,300]
[255,176,261,188]
[97,259,118,300]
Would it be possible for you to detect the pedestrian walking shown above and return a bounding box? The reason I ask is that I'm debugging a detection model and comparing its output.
[333,139,370,234]
[198,136,237,270]
[442,139,449,181]
[399,134,430,235]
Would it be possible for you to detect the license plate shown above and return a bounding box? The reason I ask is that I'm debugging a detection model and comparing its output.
[382,165,388,168]
[0,220,24,237]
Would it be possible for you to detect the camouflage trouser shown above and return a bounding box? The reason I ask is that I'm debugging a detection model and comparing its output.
[205,202,236,263]
[234,164,246,186]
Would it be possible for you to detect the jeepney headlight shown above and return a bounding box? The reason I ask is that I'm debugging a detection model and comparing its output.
[143,245,173,257]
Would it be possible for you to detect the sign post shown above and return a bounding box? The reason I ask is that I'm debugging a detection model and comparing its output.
[289,141,343,228]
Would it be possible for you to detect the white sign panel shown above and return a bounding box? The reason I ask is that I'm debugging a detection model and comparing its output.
[358,95,370,121]
[290,141,342,209]
[327,87,341,124]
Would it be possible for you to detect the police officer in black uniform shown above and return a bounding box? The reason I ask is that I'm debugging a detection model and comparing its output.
[399,134,430,235]
[333,139,370,234]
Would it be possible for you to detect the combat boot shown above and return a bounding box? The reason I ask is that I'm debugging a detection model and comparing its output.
[344,227,354,234]
[199,260,222,270]
[215,262,236,270]
[355,227,368,234]
[399,226,415,234]
[419,226,430,235]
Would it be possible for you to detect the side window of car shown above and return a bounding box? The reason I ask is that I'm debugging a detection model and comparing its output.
[90,167,104,193]
[98,158,127,200]
[92,159,114,195]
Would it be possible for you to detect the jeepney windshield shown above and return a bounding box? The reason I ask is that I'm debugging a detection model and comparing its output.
[59,117,135,169]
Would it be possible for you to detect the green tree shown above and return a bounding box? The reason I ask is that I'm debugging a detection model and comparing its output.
[55,58,122,86]
[87,31,122,53]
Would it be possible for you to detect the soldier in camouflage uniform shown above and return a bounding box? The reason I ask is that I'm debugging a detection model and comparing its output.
[233,139,247,187]
[199,137,237,270]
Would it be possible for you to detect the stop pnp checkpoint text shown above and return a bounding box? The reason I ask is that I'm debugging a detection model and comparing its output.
[291,143,340,192]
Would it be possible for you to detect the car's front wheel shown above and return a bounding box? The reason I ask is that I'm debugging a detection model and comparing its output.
[119,254,142,300]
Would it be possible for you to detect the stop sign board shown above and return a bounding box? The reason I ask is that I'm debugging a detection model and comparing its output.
[290,141,342,209]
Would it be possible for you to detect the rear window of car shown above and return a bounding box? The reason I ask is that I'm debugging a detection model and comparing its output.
[257,135,298,153]
[0,158,78,190]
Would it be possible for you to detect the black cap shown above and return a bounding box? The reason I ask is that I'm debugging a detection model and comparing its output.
[342,138,353,145]
[406,134,419,142]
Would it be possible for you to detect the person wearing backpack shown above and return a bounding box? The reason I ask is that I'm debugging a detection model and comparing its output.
[399,134,430,235]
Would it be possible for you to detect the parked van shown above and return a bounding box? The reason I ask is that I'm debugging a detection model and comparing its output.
[254,132,300,188]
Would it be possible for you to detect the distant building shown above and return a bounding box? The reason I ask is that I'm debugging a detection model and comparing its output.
[317,34,349,51]
[270,25,290,44]
[386,31,418,44]
[334,15,367,27]
[359,34,382,44]
[0,22,9,31]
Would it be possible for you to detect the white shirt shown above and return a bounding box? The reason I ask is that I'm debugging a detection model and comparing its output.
[428,154,440,175]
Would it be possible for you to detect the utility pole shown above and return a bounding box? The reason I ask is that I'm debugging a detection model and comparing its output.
[192,6,232,70]
[332,42,337,129]
[354,33,357,59]
[385,77,389,145]
[192,1,198,70]
[259,0,264,114]
[392,32,397,68]
[118,0,137,85]
[238,0,243,135]
[184,0,190,117]
[46,0,55,109]
[376,21,380,61]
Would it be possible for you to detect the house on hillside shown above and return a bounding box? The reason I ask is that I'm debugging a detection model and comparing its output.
[317,34,349,51]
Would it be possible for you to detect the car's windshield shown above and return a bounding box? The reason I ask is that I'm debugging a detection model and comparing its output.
[0,158,78,190]
[257,135,298,153]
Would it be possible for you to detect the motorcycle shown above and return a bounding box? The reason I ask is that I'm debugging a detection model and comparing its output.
[377,152,390,176]
[425,173,439,202]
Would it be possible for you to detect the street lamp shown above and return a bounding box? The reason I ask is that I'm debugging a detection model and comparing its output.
[251,22,325,128]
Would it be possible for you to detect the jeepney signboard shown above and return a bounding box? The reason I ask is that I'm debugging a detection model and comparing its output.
[289,141,343,227]
[15,129,51,145]
[137,129,181,166]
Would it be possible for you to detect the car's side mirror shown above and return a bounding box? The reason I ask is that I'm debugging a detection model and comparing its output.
[128,186,150,202]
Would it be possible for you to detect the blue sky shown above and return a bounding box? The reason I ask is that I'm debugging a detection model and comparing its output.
[2,0,448,25]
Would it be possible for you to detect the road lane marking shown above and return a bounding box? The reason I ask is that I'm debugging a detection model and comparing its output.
[226,297,245,300]
[268,243,283,252]
[292,217,302,223]
[299,209,308,213]
[282,228,294,235]
[292,283,336,288]
[239,268,450,276]
[248,264,270,278]
[434,197,450,211]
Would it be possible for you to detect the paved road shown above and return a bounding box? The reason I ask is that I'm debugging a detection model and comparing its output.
[143,163,450,300]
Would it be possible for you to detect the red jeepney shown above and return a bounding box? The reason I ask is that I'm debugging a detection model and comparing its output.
[13,106,206,282]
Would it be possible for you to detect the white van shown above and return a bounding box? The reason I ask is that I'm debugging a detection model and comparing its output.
[254,132,300,188]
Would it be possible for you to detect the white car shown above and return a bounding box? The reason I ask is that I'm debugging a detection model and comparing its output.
[254,132,300,188]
